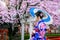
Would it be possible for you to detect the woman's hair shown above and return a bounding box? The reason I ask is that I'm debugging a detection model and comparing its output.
[35,11,44,19]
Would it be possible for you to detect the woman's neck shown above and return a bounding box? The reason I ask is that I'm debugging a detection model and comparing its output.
[36,17,41,22]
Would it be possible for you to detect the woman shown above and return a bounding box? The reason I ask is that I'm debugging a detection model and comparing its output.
[31,11,47,40]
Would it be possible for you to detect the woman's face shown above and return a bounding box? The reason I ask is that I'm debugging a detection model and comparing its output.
[37,16,41,20]
[35,16,41,22]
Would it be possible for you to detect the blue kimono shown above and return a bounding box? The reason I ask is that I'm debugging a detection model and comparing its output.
[31,20,46,40]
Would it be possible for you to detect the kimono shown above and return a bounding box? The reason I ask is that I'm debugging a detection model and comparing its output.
[31,20,47,40]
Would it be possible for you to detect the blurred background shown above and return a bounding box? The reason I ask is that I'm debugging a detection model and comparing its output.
[0,0,60,40]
